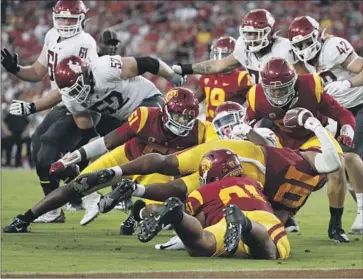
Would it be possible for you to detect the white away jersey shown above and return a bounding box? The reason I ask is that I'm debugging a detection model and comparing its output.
[37,28,98,90]
[63,55,161,121]
[233,36,297,84]
[304,36,362,108]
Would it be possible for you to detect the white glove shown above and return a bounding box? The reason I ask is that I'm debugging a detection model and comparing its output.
[303,116,322,132]
[60,151,82,167]
[324,80,351,95]
[339,124,354,148]
[171,65,183,75]
[232,123,252,139]
[171,73,187,86]
[9,100,36,115]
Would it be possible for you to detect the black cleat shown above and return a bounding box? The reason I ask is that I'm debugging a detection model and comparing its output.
[285,216,300,233]
[329,227,350,243]
[98,179,136,213]
[223,204,249,255]
[120,214,138,235]
[138,197,183,243]
[3,215,30,233]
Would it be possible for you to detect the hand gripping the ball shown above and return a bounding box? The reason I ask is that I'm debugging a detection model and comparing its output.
[283,107,321,132]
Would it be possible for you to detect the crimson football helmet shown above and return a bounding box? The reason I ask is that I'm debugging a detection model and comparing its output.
[55,55,92,103]
[240,9,275,53]
[288,16,322,62]
[261,57,297,107]
[210,36,236,60]
[53,0,89,38]
[199,149,243,186]
[212,102,246,139]
[162,87,199,137]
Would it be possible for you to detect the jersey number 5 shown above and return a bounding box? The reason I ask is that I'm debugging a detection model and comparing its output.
[90,91,128,115]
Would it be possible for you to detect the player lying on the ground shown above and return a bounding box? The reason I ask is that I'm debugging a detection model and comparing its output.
[50,87,204,232]
[136,149,290,259]
[288,16,363,235]
[2,108,341,237]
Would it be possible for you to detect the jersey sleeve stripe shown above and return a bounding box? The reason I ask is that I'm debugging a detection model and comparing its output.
[247,86,257,112]
[187,190,204,207]
[267,223,284,235]
[238,71,247,87]
[312,74,323,103]
[136,107,149,133]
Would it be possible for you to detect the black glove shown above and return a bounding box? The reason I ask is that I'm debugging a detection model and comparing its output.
[1,48,20,75]
[171,63,194,75]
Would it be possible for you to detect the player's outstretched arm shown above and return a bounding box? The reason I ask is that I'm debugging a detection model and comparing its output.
[1,48,47,81]
[9,88,62,116]
[173,53,241,75]
[120,56,185,86]
[284,108,341,173]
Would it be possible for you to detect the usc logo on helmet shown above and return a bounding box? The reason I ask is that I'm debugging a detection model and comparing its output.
[165,89,179,103]
[200,157,213,173]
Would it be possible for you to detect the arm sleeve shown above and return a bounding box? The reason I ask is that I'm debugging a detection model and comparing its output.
[319,93,356,129]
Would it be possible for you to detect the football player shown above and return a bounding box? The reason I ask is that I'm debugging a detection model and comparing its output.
[97,28,120,56]
[50,87,203,230]
[196,36,252,122]
[1,0,100,223]
[288,16,363,234]
[212,101,279,147]
[172,9,297,85]
[2,107,342,240]
[246,57,356,241]
[137,149,290,259]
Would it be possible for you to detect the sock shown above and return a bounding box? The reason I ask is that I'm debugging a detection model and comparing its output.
[329,207,343,228]
[356,193,363,215]
[22,209,36,223]
[133,184,146,197]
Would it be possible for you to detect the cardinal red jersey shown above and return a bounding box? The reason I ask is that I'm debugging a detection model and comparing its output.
[246,74,355,149]
[186,176,273,226]
[263,145,326,214]
[115,107,206,160]
[200,69,252,121]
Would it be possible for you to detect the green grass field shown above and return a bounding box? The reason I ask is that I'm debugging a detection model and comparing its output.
[1,169,363,277]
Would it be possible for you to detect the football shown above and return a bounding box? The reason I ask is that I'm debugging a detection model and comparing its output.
[283,107,313,128]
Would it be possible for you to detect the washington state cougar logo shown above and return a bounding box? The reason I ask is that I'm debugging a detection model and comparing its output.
[67,60,82,74]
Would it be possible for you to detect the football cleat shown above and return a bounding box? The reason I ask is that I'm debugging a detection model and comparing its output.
[328,227,350,243]
[3,215,30,233]
[64,200,84,211]
[349,213,363,235]
[98,179,136,213]
[33,209,65,223]
[120,215,138,235]
[284,216,300,233]
[223,204,249,255]
[80,192,101,226]
[155,235,185,250]
[138,197,183,243]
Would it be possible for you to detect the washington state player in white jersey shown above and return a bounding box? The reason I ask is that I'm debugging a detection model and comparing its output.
[1,0,102,223]
[288,16,363,234]
[172,9,297,85]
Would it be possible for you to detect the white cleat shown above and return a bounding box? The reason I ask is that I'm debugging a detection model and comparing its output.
[349,213,363,235]
[155,235,185,250]
[80,192,101,226]
[33,208,65,223]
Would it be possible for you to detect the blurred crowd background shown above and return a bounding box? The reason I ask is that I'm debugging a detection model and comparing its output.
[1,0,363,168]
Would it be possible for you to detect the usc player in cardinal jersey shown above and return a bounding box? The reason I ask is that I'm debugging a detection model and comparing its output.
[137,149,290,259]
[49,87,204,232]
[196,36,252,122]
[246,57,356,242]
[3,108,341,239]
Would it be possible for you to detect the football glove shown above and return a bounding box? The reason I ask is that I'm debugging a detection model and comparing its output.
[338,124,354,148]
[9,100,36,116]
[1,48,20,75]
